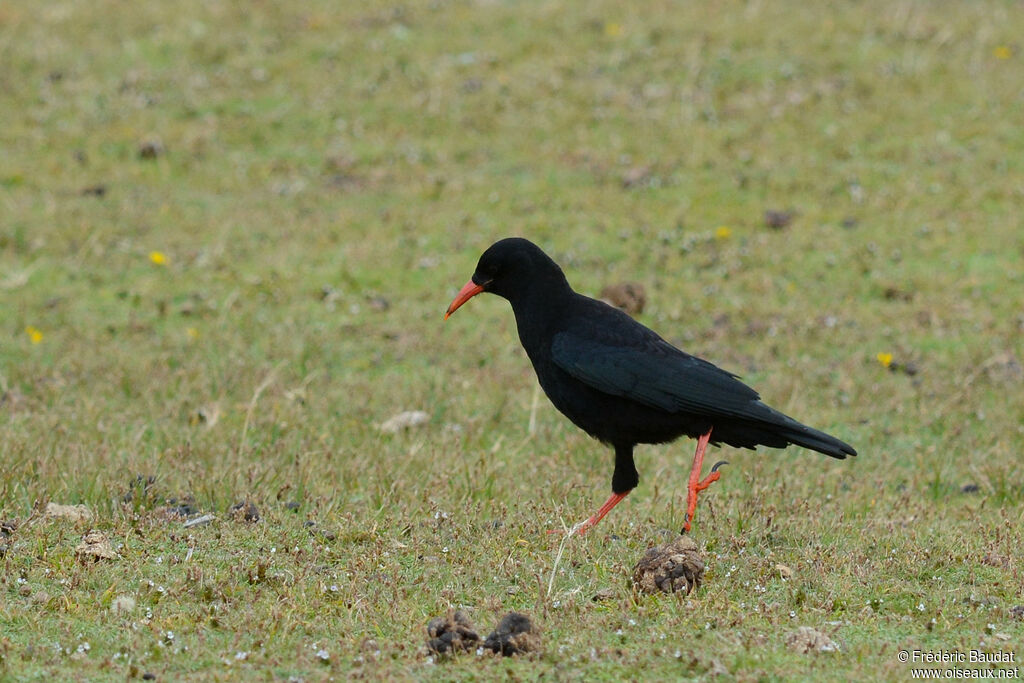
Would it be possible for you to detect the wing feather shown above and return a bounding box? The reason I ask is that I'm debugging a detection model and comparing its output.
[551,331,762,419]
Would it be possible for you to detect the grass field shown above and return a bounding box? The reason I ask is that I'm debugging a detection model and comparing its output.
[2,0,1023,679]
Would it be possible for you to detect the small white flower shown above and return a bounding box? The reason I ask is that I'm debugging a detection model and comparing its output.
[235,651,248,660]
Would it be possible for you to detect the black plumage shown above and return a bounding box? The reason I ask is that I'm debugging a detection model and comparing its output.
[446,237,855,533]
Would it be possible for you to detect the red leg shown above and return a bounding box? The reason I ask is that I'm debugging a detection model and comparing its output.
[683,428,726,533]
[549,489,632,536]
[577,490,631,535]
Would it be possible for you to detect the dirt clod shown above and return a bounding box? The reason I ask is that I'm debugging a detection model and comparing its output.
[785,626,839,653]
[380,410,430,433]
[425,609,480,655]
[775,563,794,579]
[45,502,93,523]
[230,501,260,522]
[600,282,647,316]
[1009,605,1024,621]
[138,137,165,159]
[0,523,11,554]
[484,612,541,656]
[764,210,794,229]
[883,285,913,302]
[632,535,705,595]
[887,359,920,376]
[367,295,391,312]
[161,496,200,518]
[192,404,220,428]
[75,530,118,561]
[621,165,653,189]
[984,352,1022,384]
[80,184,107,197]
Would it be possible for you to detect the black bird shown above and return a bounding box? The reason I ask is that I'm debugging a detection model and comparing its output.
[445,238,856,534]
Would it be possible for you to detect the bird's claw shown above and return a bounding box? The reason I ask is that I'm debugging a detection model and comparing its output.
[710,460,729,473]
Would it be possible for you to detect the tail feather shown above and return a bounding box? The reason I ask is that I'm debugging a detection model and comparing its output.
[747,402,857,459]
[780,423,856,459]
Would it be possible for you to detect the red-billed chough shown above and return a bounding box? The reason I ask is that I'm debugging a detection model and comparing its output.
[445,238,856,534]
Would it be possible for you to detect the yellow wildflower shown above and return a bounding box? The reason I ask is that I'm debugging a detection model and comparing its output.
[25,326,43,344]
[993,45,1012,60]
[186,327,199,340]
[604,22,623,37]
[149,251,167,265]
[876,352,893,368]
[714,226,733,240]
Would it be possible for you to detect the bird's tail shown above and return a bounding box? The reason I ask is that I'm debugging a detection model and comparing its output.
[733,401,857,459]
[708,402,857,458]
[775,413,857,459]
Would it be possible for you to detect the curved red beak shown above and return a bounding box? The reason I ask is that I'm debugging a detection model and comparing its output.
[444,279,485,320]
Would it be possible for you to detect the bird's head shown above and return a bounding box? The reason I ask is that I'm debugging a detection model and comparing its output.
[444,237,566,319]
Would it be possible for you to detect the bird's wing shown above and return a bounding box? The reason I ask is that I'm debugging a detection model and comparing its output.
[551,329,762,418]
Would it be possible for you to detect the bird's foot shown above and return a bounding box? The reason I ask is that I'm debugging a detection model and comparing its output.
[547,490,631,537]
[683,459,728,534]
[545,518,591,536]
[695,460,728,492]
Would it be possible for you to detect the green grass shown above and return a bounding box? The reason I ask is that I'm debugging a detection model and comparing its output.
[2,0,1023,679]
